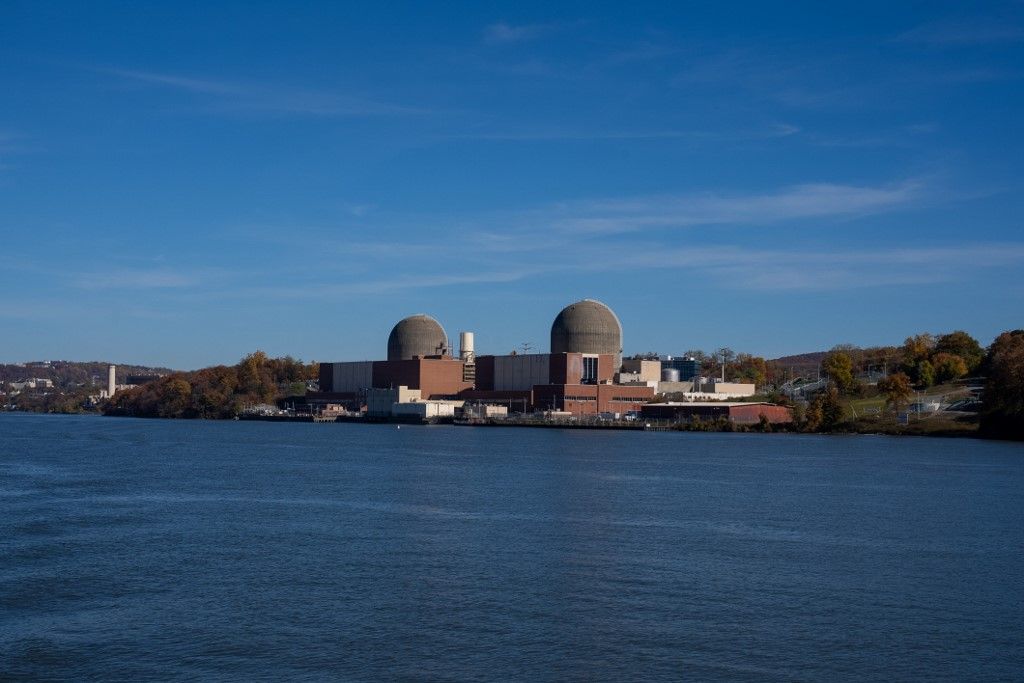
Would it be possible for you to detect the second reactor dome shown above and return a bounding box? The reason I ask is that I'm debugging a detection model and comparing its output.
[550,299,623,368]
[387,314,449,361]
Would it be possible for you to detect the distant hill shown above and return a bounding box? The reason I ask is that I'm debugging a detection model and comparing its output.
[0,361,174,389]
[769,351,829,377]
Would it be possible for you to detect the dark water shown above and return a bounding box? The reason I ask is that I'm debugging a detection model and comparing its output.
[2,414,1023,681]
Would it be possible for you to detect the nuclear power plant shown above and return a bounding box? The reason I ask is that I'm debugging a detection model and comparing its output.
[550,299,623,370]
[308,299,758,420]
[387,314,448,361]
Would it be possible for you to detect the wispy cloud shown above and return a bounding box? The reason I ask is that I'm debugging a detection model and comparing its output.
[482,21,558,45]
[221,269,541,301]
[602,243,1024,291]
[73,268,206,290]
[102,176,1013,304]
[896,19,1024,45]
[443,123,800,142]
[195,238,1024,301]
[96,67,424,117]
[534,180,924,236]
[671,45,1019,111]
[205,176,1021,298]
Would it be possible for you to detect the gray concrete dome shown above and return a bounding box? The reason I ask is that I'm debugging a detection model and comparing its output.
[550,299,623,369]
[387,314,448,361]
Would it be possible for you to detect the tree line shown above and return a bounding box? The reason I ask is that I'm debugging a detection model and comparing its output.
[104,352,317,419]
[798,329,1022,439]
[631,330,984,392]
[635,328,1023,439]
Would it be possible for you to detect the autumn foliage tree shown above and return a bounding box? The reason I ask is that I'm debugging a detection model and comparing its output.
[980,330,1024,439]
[804,384,845,432]
[931,353,968,384]
[731,353,769,387]
[935,330,984,374]
[105,352,317,419]
[877,372,913,415]
[822,350,856,395]
[897,331,982,387]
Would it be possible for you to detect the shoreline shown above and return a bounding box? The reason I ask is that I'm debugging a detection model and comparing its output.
[0,408,989,439]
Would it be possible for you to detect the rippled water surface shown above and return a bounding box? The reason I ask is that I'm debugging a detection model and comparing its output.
[2,413,1023,681]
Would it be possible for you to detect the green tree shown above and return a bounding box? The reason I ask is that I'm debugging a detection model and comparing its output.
[877,372,912,414]
[823,350,855,395]
[915,360,935,388]
[980,330,1024,439]
[935,330,984,374]
[902,334,936,383]
[932,353,968,384]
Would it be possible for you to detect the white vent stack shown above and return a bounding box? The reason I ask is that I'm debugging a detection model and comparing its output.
[459,332,475,363]
[107,364,116,397]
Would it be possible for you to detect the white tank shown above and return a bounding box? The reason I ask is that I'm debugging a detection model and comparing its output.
[108,365,116,397]
[459,332,475,363]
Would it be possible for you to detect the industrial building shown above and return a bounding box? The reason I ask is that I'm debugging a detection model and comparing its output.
[310,299,657,417]
[660,356,701,381]
[308,298,762,420]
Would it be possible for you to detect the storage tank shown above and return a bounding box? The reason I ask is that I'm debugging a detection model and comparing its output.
[107,365,116,397]
[661,367,681,382]
[459,331,475,363]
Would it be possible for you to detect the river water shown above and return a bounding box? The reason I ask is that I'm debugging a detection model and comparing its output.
[1,413,1022,681]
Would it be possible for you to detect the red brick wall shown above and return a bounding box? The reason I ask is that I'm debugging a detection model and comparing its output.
[417,359,474,398]
[728,404,793,424]
[534,383,654,415]
[597,383,654,413]
[371,359,473,398]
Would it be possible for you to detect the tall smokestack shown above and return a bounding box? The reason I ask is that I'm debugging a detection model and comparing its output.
[107,365,116,397]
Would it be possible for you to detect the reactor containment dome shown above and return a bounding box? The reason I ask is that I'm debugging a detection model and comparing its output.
[387,314,449,361]
[550,299,623,370]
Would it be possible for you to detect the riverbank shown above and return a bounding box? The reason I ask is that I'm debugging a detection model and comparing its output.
[2,404,987,438]
[235,410,981,437]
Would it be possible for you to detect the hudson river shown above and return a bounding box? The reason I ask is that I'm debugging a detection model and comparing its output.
[2,413,1023,681]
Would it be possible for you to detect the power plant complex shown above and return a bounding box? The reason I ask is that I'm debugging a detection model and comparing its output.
[308,299,770,422]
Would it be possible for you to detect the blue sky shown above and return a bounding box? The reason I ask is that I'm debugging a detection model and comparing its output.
[2,1,1023,369]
